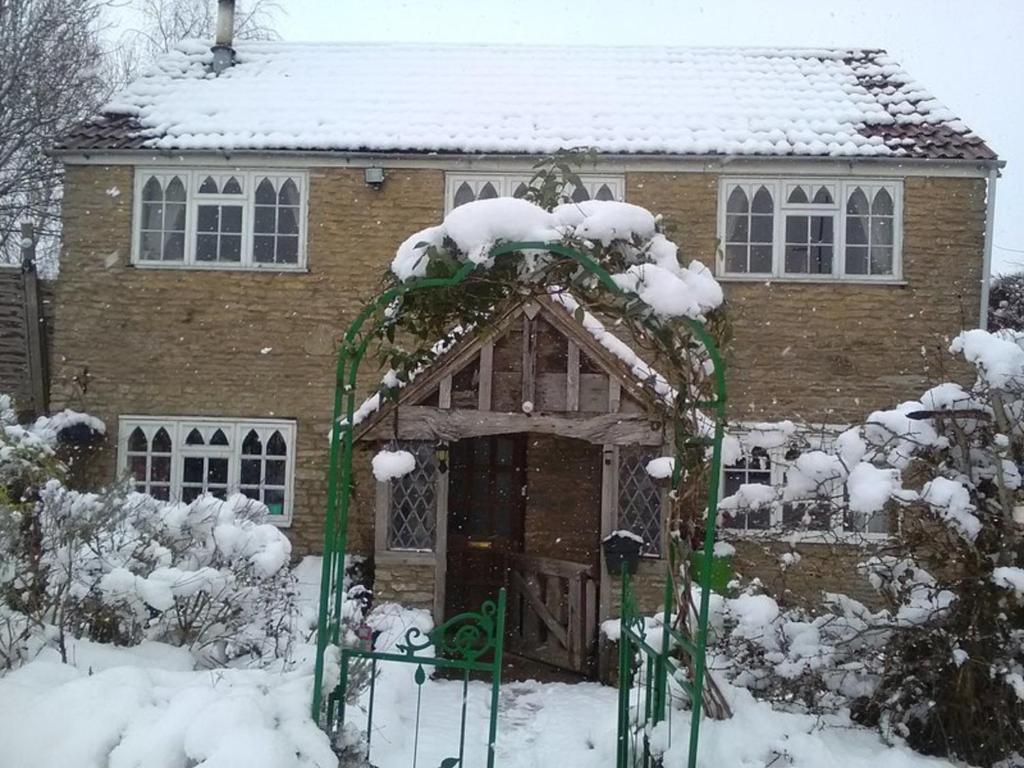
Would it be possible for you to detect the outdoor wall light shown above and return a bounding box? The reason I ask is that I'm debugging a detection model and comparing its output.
[363,167,386,187]
[435,441,449,474]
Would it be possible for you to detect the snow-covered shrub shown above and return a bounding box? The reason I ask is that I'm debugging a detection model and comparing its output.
[989,271,1024,331]
[0,397,299,669]
[712,328,1024,766]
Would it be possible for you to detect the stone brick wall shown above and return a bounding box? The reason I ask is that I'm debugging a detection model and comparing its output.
[374,559,435,609]
[52,163,988,612]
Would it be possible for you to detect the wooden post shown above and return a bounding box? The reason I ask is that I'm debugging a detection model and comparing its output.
[477,340,493,411]
[20,222,47,416]
[566,340,580,412]
[522,317,537,407]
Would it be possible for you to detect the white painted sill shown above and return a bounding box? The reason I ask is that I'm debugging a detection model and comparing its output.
[130,261,309,274]
[376,550,436,565]
[716,274,908,287]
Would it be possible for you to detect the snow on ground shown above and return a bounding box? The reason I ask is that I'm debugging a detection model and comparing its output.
[0,555,963,768]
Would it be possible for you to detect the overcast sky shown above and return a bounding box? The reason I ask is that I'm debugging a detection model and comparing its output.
[267,0,1023,275]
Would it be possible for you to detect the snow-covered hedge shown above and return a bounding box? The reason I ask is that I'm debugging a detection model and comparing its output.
[0,397,299,669]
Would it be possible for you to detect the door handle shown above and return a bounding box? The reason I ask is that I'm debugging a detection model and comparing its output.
[468,540,493,550]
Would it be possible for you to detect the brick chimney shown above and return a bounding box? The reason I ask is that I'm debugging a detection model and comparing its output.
[211,0,236,74]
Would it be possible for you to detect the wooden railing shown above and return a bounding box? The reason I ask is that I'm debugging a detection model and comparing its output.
[505,553,597,673]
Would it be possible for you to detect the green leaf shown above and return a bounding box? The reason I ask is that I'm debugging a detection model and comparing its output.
[574,306,585,324]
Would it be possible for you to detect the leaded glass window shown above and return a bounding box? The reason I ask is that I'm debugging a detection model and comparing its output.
[388,441,437,551]
[617,446,662,555]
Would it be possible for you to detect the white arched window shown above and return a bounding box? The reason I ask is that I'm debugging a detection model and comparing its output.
[133,170,307,269]
[845,185,896,276]
[724,184,774,274]
[118,417,297,525]
[138,175,187,262]
[445,174,624,211]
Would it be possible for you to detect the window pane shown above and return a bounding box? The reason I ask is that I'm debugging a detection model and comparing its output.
[847,188,869,216]
[183,456,204,483]
[595,184,615,201]
[512,183,529,198]
[571,185,590,203]
[242,429,262,455]
[810,245,833,274]
[846,216,868,245]
[750,245,773,273]
[165,203,186,232]
[241,458,262,485]
[812,186,833,204]
[221,205,242,233]
[185,428,204,445]
[845,246,868,275]
[725,244,747,273]
[254,206,275,233]
[128,427,148,452]
[871,188,893,216]
[219,235,241,262]
[254,235,275,263]
[277,207,298,235]
[810,216,833,244]
[255,177,277,204]
[152,428,172,452]
[453,182,475,208]
[142,202,163,230]
[128,455,147,481]
[726,187,748,213]
[196,235,218,261]
[751,186,773,213]
[618,447,662,554]
[871,217,893,246]
[142,177,162,201]
[264,488,285,516]
[785,215,807,243]
[726,213,748,243]
[267,431,287,455]
[182,486,202,503]
[165,177,186,202]
[210,429,229,446]
[265,459,286,486]
[199,176,218,194]
[164,233,185,261]
[787,186,809,204]
[141,232,163,260]
[748,507,771,529]
[207,458,228,485]
[222,177,242,195]
[870,246,893,275]
[785,245,808,273]
[197,205,219,233]
[276,236,298,263]
[751,214,773,243]
[151,485,171,501]
[151,455,171,483]
[279,179,300,207]
[478,182,498,200]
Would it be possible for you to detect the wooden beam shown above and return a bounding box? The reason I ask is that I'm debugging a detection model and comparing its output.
[566,340,580,412]
[360,406,666,445]
[522,316,537,407]
[477,340,493,411]
[438,375,452,410]
[608,378,621,413]
[20,223,46,417]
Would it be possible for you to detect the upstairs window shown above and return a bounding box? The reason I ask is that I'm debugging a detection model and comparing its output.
[719,178,902,281]
[118,417,297,526]
[446,173,623,213]
[133,170,307,269]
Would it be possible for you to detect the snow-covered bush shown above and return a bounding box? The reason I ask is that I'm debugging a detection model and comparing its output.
[0,396,299,669]
[989,271,1024,331]
[711,328,1024,766]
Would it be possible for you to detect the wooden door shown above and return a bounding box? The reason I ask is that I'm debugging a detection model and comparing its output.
[446,434,527,616]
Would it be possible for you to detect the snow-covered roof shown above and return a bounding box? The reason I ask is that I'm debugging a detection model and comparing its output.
[58,42,995,161]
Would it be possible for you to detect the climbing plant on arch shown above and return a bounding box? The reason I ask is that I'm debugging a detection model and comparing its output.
[312,191,729,766]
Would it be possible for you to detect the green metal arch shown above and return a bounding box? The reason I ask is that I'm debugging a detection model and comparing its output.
[312,240,727,765]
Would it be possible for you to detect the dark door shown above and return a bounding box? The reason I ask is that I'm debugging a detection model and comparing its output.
[446,434,527,616]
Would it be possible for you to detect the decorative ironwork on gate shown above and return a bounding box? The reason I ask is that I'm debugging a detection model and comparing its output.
[333,590,506,768]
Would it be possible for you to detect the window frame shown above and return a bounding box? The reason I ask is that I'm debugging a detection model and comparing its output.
[717,177,904,283]
[719,425,896,544]
[445,173,625,214]
[615,444,668,558]
[117,416,297,526]
[132,169,308,271]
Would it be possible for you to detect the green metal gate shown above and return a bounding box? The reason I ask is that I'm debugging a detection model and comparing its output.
[334,590,506,768]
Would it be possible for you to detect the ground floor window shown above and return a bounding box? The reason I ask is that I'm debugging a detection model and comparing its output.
[617,446,664,556]
[387,440,439,551]
[720,427,891,540]
[118,416,296,525]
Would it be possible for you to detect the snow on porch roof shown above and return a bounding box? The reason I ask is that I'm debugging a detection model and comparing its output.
[58,42,995,161]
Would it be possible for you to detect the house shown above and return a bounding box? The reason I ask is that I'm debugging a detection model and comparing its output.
[50,4,1001,676]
